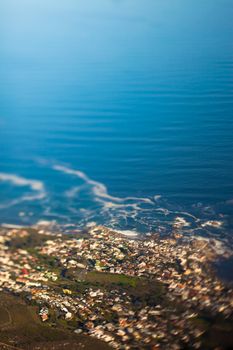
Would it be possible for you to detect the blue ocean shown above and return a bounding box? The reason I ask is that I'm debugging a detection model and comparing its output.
[0,0,233,240]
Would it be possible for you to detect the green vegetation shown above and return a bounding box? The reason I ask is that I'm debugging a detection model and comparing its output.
[84,271,139,287]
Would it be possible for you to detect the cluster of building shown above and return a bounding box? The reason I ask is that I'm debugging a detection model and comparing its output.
[0,224,232,349]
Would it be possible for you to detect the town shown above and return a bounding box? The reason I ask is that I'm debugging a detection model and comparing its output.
[0,223,233,349]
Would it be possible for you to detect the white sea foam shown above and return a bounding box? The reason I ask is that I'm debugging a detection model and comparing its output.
[1,223,26,229]
[0,193,46,210]
[65,185,85,198]
[173,216,190,228]
[114,229,139,237]
[53,164,155,206]
[201,220,223,228]
[35,220,55,227]
[86,221,97,228]
[0,172,46,208]
[32,161,222,237]
[0,173,44,192]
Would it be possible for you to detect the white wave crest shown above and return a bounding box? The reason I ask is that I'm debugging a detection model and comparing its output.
[113,229,139,237]
[0,172,46,208]
[0,173,44,192]
[53,164,155,206]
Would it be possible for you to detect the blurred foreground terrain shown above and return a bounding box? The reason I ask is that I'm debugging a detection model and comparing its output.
[0,225,233,350]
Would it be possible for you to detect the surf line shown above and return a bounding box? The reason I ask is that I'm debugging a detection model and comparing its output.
[52,164,155,208]
[0,172,46,208]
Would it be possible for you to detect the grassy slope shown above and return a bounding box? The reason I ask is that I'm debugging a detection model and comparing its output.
[0,293,111,350]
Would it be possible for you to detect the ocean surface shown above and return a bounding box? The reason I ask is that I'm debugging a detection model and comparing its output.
[0,0,233,241]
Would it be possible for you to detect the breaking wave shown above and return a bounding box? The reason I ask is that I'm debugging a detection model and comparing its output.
[49,163,229,244]
[0,172,46,209]
[53,164,154,206]
[0,173,44,192]
[0,164,230,246]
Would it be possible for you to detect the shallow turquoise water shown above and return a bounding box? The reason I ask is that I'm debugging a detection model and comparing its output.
[0,0,233,238]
